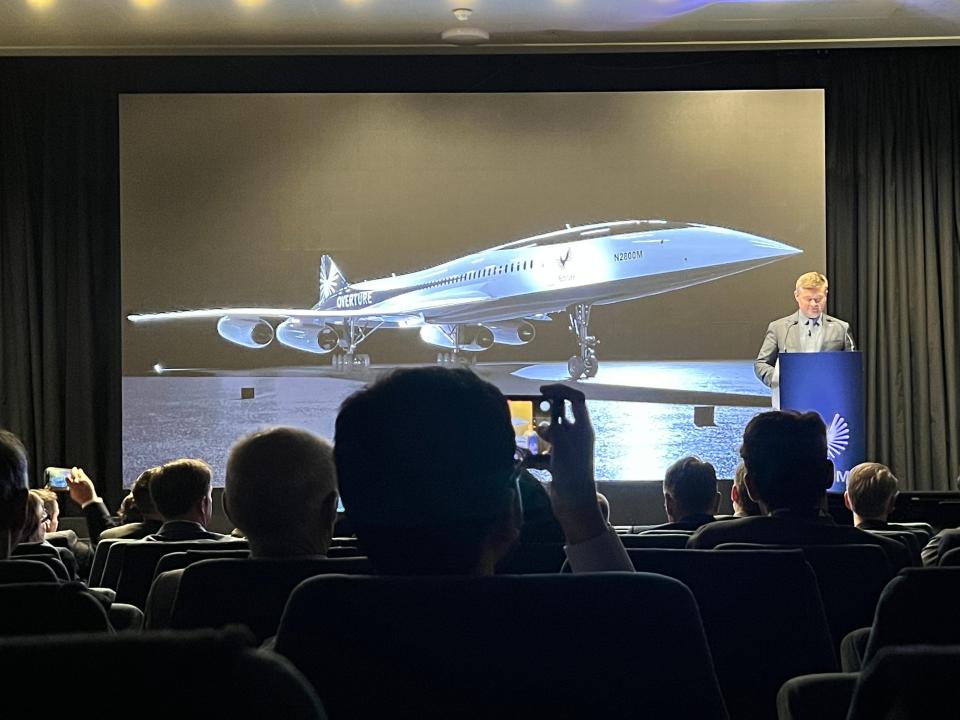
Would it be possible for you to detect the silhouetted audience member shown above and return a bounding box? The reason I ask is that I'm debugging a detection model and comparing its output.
[145,427,340,627]
[844,462,899,530]
[0,430,29,560]
[643,456,720,532]
[334,367,631,575]
[731,461,762,517]
[118,494,143,524]
[142,459,228,542]
[67,467,164,542]
[687,411,911,570]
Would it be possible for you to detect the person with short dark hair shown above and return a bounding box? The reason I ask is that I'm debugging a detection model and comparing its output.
[687,411,911,570]
[0,430,30,560]
[142,459,227,542]
[334,366,630,575]
[644,456,719,532]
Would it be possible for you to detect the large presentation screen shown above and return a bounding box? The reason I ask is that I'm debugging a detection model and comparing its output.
[121,90,825,485]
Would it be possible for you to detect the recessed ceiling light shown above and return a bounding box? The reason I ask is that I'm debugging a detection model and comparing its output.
[26,0,56,10]
[130,0,163,8]
[235,0,268,8]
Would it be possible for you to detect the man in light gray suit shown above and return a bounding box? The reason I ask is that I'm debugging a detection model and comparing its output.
[754,271,855,388]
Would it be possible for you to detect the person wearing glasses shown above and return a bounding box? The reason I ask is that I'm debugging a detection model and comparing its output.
[754,271,856,388]
[333,366,631,575]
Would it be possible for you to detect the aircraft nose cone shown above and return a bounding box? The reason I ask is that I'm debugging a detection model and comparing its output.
[745,235,803,257]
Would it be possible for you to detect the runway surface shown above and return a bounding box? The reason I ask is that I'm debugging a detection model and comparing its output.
[123,359,771,486]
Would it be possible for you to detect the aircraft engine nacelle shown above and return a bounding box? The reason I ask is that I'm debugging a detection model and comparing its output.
[216,316,274,349]
[484,320,536,346]
[275,319,340,354]
[419,324,495,352]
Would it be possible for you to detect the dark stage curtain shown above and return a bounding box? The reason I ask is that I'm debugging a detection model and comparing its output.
[827,51,960,490]
[0,60,121,507]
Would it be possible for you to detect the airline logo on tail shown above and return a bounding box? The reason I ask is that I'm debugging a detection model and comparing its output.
[318,255,350,305]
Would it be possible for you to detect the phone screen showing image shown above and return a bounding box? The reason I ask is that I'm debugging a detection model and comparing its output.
[44,467,71,491]
[507,397,553,458]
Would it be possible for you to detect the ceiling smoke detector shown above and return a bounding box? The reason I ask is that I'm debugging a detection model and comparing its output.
[441,7,489,45]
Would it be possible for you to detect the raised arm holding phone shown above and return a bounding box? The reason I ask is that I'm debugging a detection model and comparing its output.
[537,383,632,572]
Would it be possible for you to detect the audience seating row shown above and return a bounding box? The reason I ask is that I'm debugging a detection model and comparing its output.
[6,531,960,720]
[167,556,374,641]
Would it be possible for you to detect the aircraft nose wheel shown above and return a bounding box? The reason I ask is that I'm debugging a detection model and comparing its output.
[583,351,599,378]
[567,350,599,380]
[567,303,600,380]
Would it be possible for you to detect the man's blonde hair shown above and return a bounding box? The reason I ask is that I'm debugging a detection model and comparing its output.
[846,462,898,519]
[795,272,828,292]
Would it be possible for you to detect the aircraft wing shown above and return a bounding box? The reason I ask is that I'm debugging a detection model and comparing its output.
[127,294,490,325]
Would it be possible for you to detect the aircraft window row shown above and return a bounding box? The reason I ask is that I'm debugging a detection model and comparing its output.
[424,261,535,288]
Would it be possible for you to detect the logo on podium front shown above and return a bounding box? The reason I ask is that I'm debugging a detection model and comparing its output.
[826,414,849,460]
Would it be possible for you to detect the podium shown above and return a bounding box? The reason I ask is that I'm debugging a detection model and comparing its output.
[775,351,864,493]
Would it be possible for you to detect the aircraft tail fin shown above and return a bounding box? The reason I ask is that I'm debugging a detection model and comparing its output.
[318,255,351,304]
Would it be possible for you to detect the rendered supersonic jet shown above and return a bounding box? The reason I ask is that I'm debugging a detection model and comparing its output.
[128,219,801,379]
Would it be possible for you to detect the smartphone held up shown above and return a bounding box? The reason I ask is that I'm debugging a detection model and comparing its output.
[44,467,72,492]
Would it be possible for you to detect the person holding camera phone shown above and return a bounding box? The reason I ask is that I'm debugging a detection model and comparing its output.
[66,467,164,543]
[534,383,632,570]
[334,367,632,575]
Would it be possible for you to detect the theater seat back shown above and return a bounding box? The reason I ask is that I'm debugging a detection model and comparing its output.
[275,572,728,720]
[627,548,836,720]
[0,628,326,719]
[171,556,373,642]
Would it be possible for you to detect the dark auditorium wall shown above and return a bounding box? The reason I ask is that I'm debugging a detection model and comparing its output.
[0,49,957,507]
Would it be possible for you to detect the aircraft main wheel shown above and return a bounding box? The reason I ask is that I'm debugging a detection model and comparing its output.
[568,355,585,380]
[584,352,599,378]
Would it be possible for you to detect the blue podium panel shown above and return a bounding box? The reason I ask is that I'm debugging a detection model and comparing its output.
[779,351,865,493]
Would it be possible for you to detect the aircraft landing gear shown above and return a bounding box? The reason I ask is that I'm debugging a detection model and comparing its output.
[333,353,370,370]
[567,303,599,380]
[331,319,378,371]
[437,351,473,366]
[435,326,475,367]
